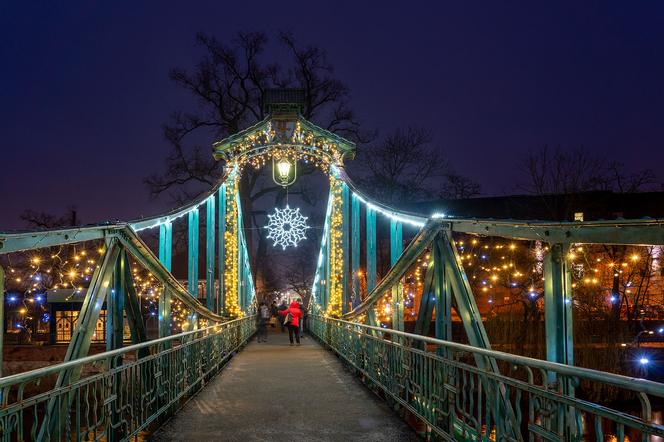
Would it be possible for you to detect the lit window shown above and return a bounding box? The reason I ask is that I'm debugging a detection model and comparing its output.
[574,212,584,222]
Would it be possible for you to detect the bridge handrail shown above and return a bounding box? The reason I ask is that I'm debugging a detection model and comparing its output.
[319,315,664,398]
[311,315,664,439]
[0,317,250,388]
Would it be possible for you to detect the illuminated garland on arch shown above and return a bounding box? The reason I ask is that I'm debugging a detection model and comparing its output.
[326,175,344,317]
[227,121,345,174]
[223,172,243,318]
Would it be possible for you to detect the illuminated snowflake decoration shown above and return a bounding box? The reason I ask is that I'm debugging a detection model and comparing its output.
[265,205,310,250]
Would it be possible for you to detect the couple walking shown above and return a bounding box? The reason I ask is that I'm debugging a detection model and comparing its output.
[279,300,303,346]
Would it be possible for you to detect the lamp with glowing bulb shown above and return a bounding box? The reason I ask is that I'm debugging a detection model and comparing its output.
[273,156,296,187]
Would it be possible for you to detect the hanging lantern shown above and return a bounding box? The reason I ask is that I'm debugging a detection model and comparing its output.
[273,155,296,187]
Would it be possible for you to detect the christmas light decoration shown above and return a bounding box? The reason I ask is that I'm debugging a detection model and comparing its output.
[326,176,344,317]
[223,172,243,318]
[265,205,310,250]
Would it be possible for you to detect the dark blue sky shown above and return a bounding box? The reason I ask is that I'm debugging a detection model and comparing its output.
[2,1,663,228]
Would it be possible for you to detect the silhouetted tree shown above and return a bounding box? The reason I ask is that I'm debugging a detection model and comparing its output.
[146,31,371,290]
[352,126,480,205]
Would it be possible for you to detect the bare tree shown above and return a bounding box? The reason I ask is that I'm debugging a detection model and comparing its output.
[353,126,480,205]
[519,145,658,219]
[20,207,80,229]
[146,31,371,291]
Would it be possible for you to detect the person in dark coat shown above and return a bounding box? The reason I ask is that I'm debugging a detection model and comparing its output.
[257,302,270,342]
[277,301,288,332]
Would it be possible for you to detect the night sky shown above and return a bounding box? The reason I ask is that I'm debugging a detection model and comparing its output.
[2,1,664,229]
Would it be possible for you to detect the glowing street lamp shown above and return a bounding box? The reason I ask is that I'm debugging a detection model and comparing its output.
[273,156,296,187]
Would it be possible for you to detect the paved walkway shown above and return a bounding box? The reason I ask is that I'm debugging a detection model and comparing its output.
[151,328,419,441]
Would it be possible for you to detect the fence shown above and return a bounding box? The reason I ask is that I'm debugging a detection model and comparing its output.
[309,315,664,441]
[0,316,255,441]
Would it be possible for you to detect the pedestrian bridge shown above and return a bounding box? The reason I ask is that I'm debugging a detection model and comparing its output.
[2,109,664,440]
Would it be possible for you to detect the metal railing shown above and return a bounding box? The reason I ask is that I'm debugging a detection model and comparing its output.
[309,315,664,441]
[0,316,255,441]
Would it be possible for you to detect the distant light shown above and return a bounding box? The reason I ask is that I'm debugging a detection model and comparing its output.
[639,357,650,365]
[35,295,43,302]
[565,299,571,305]
[659,328,664,334]
[529,292,537,298]
[8,296,17,302]
[609,295,617,303]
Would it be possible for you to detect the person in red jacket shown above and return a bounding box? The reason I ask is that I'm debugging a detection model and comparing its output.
[279,300,303,346]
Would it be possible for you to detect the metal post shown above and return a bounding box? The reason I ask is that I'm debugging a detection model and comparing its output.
[236,192,244,310]
[158,295,171,340]
[390,219,403,331]
[544,243,576,438]
[366,207,377,293]
[107,252,125,352]
[544,243,574,365]
[0,265,4,378]
[206,196,216,312]
[341,183,350,314]
[324,234,331,309]
[107,249,126,442]
[188,209,199,298]
[158,221,172,272]
[218,184,226,315]
[433,236,452,341]
[351,194,361,308]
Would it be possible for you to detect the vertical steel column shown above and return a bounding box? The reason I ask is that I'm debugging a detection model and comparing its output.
[218,184,226,315]
[390,219,404,331]
[237,201,244,310]
[366,207,377,293]
[544,243,574,366]
[341,183,350,314]
[433,236,452,342]
[157,223,172,339]
[107,251,125,352]
[205,196,216,312]
[544,243,576,439]
[324,229,331,309]
[187,209,199,298]
[0,265,4,378]
[351,194,361,308]
[107,249,126,442]
[158,221,172,272]
[159,288,171,338]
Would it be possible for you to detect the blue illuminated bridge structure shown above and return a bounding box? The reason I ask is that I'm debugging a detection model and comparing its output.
[2,105,664,441]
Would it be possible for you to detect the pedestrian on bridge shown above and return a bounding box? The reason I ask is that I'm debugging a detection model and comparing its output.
[257,302,270,343]
[277,300,288,332]
[279,300,303,346]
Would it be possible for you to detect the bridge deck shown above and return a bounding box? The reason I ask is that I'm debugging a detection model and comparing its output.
[151,328,418,441]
